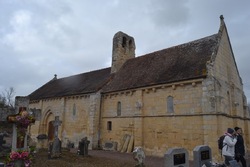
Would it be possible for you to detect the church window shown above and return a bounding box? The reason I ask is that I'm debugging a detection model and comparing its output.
[167,96,174,113]
[73,104,76,116]
[117,101,121,116]
[107,121,112,131]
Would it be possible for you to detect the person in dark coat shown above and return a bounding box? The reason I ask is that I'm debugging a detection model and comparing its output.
[234,127,246,167]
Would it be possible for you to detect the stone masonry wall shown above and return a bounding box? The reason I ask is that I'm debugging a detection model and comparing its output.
[29,93,101,149]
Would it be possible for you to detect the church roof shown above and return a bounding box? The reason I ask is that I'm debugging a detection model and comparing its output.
[102,34,219,93]
[29,68,112,100]
[29,33,219,100]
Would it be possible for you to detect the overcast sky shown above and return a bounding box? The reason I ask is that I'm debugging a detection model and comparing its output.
[0,0,250,102]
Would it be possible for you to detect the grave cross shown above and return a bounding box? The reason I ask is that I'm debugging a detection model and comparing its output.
[7,108,35,150]
[48,116,62,159]
[52,116,62,139]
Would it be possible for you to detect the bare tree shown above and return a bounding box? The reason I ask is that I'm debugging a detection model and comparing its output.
[1,87,15,109]
[0,94,6,108]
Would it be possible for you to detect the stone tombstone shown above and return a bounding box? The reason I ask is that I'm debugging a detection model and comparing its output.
[103,141,117,151]
[77,137,90,156]
[133,146,145,167]
[48,116,62,158]
[193,145,212,167]
[48,138,62,159]
[36,134,48,149]
[164,147,189,167]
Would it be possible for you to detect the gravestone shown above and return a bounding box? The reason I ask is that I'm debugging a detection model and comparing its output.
[48,116,62,159]
[193,145,212,167]
[77,137,90,156]
[103,141,117,151]
[133,146,145,167]
[164,147,189,167]
[36,134,48,149]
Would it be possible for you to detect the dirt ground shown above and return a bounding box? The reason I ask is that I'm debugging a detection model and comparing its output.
[0,125,164,167]
[30,148,164,167]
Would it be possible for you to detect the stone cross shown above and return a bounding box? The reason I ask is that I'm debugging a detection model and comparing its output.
[48,116,62,159]
[52,116,62,139]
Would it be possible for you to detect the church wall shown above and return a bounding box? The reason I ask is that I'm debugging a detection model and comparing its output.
[209,30,245,117]
[60,96,90,148]
[29,101,42,139]
[212,29,250,147]
[29,93,101,149]
[101,80,209,157]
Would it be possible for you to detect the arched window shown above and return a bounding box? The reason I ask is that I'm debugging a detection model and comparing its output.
[117,101,121,116]
[167,96,174,113]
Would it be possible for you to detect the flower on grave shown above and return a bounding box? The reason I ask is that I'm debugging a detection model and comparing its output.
[5,150,33,167]
[16,111,35,129]
[15,110,35,141]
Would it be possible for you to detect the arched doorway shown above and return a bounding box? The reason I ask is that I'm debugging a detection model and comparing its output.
[48,121,55,141]
[41,109,55,141]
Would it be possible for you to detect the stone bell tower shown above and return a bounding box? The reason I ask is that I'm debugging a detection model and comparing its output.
[111,31,136,73]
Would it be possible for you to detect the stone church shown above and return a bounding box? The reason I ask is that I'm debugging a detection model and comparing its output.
[28,16,249,159]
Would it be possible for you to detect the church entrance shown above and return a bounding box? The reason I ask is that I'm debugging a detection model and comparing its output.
[47,121,55,141]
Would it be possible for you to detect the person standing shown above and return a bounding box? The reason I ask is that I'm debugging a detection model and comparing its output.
[234,127,247,167]
[222,128,237,166]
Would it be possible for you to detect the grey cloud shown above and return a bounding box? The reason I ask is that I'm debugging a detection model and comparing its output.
[148,0,190,28]
[0,0,250,102]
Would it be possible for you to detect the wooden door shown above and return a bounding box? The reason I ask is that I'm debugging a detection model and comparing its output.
[47,121,55,141]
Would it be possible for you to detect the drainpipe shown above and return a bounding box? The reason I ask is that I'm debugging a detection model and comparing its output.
[97,93,103,149]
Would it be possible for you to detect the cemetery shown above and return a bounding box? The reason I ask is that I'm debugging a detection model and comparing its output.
[1,128,246,167]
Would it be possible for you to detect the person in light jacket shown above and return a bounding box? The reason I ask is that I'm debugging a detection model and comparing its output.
[222,128,237,166]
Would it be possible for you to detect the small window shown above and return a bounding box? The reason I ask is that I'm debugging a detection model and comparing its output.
[167,96,174,113]
[107,121,112,131]
[73,104,76,116]
[117,101,121,116]
[122,37,126,47]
